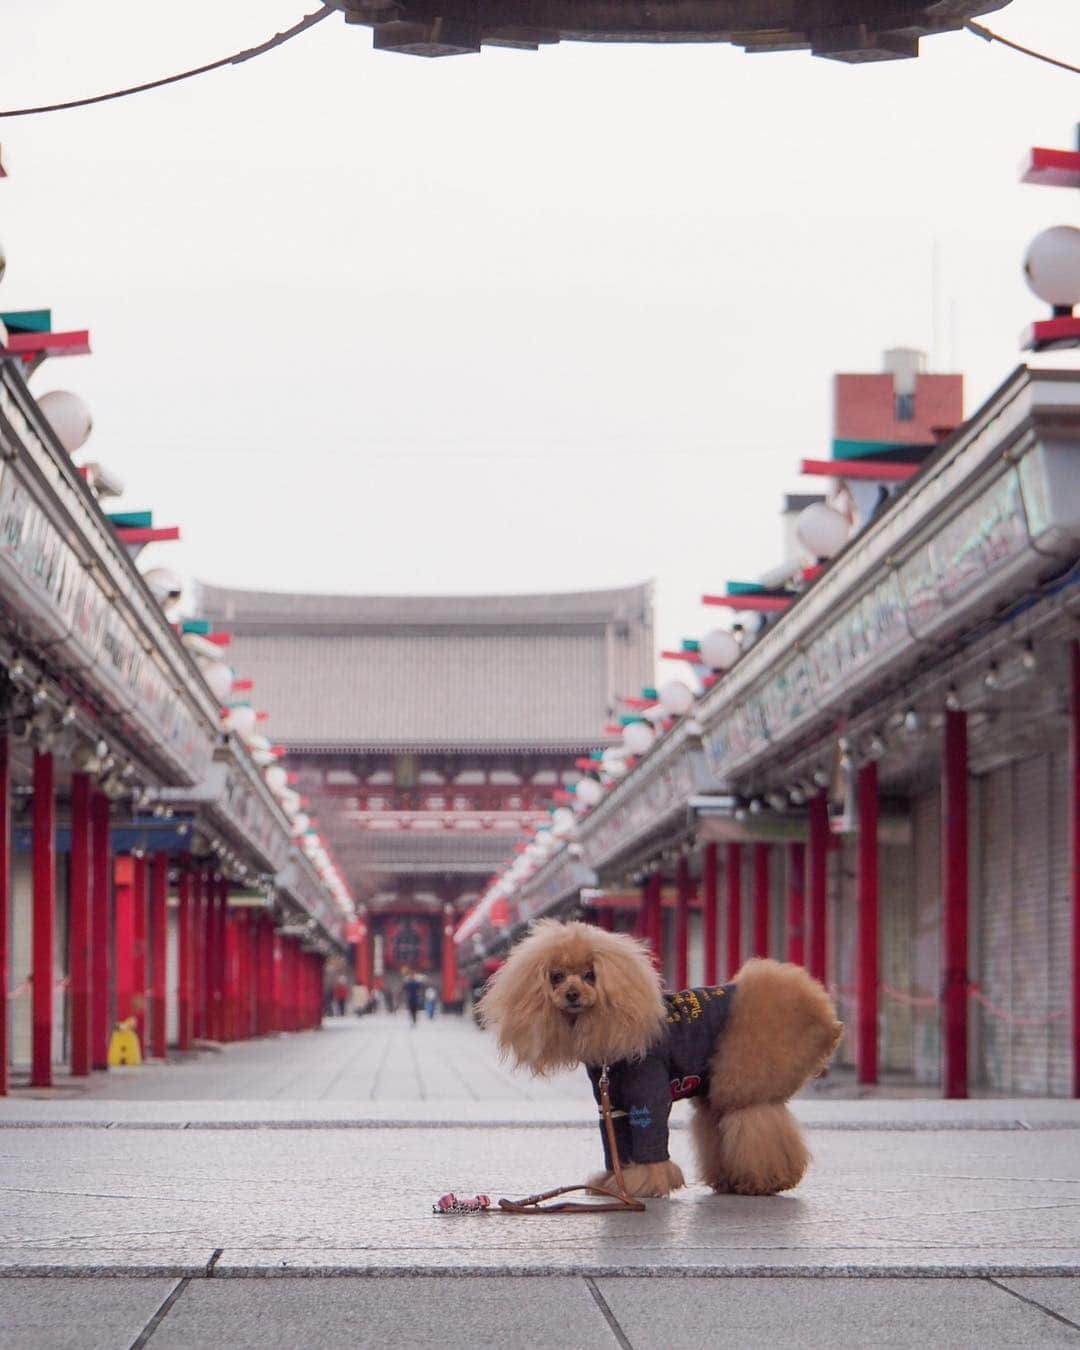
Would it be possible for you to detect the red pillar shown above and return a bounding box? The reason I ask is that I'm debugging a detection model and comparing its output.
[787,841,806,968]
[702,842,718,985]
[752,843,769,958]
[31,750,55,1088]
[808,792,829,986]
[177,869,192,1051]
[1073,643,1080,1099]
[675,856,691,989]
[355,912,371,988]
[725,842,742,978]
[440,904,456,1005]
[215,876,229,1040]
[0,731,9,1096]
[149,853,168,1059]
[205,875,221,1040]
[644,872,664,974]
[857,761,879,1085]
[69,773,93,1076]
[942,709,969,1099]
[114,857,135,1024]
[223,897,237,1042]
[90,793,111,1070]
[272,930,283,1033]
[132,854,149,1051]
[193,870,207,1040]
[258,915,275,1034]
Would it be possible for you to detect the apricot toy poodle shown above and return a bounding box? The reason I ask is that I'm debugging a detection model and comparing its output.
[479,919,842,1199]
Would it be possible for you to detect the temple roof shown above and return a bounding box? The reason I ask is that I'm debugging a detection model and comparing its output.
[195,581,653,752]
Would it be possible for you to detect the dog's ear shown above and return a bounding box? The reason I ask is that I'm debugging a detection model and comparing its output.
[591,930,666,1060]
[476,924,561,1073]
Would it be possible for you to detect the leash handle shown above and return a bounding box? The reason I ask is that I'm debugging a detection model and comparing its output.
[496,1063,645,1215]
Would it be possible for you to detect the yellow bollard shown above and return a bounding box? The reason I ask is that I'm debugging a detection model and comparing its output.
[107,1016,143,1067]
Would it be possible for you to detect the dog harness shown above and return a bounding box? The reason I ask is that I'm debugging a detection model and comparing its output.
[586,983,736,1166]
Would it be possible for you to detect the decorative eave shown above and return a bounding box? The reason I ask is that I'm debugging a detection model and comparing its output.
[574,718,719,873]
[322,0,1012,61]
[280,738,613,756]
[0,360,220,785]
[695,366,1080,784]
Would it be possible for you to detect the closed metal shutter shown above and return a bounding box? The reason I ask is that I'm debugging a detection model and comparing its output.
[688,910,704,987]
[831,837,857,1068]
[166,906,179,1047]
[911,788,941,1086]
[770,844,786,962]
[880,839,914,1073]
[9,852,32,1069]
[1048,750,1072,1096]
[975,751,1071,1096]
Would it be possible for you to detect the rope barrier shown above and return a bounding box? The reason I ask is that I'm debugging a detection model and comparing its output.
[831,981,1070,1026]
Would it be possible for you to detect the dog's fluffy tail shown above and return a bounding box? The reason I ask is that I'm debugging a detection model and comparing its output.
[708,958,843,1110]
[694,1100,810,1195]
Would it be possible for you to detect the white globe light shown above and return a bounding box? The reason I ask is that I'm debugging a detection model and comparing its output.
[796,501,850,560]
[200,661,234,703]
[603,756,629,779]
[551,807,577,838]
[37,390,93,454]
[643,704,667,725]
[575,776,603,807]
[265,765,288,792]
[143,567,184,609]
[623,720,655,756]
[223,704,257,738]
[1024,226,1080,308]
[279,788,300,815]
[658,679,694,717]
[291,813,310,835]
[700,628,741,671]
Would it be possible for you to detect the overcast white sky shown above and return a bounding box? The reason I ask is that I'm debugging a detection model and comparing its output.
[1,1,1078,681]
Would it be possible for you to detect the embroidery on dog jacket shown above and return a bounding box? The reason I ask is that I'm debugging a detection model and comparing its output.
[587,984,736,1166]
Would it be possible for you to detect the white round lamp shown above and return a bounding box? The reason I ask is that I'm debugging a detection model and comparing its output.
[575,776,603,808]
[796,501,850,560]
[658,679,694,716]
[700,628,741,671]
[1024,226,1080,309]
[37,390,93,454]
[623,720,655,756]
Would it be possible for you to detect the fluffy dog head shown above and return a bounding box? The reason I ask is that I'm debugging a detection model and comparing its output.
[478,919,666,1075]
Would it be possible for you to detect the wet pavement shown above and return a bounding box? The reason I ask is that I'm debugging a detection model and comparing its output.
[1,1015,1079,1347]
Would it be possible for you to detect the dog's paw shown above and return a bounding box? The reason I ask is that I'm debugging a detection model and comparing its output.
[619,1160,686,1198]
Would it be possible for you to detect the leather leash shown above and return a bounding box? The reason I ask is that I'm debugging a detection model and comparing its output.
[497,1064,646,1214]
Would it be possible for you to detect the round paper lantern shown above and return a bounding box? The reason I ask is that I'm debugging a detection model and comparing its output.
[265,764,288,793]
[200,661,234,703]
[223,705,257,738]
[623,720,655,756]
[658,679,694,717]
[37,390,93,454]
[575,776,603,807]
[700,628,741,671]
[551,807,577,838]
[796,501,850,560]
[143,567,183,608]
[1024,226,1080,308]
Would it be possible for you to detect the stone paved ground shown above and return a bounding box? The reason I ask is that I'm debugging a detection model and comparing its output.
[2,1013,1079,1347]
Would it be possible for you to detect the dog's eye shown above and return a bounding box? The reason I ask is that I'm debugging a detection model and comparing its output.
[550,971,565,987]
[584,970,596,985]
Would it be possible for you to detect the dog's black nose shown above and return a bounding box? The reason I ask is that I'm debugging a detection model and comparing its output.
[565,988,580,1005]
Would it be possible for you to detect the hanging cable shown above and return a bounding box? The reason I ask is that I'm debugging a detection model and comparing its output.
[965,20,1080,77]
[0,7,335,119]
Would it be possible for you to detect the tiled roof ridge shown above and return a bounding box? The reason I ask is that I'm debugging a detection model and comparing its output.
[194,580,653,628]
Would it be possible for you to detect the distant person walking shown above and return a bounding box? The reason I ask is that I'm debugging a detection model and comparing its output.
[332,975,350,1017]
[402,971,423,1027]
[424,985,437,1020]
